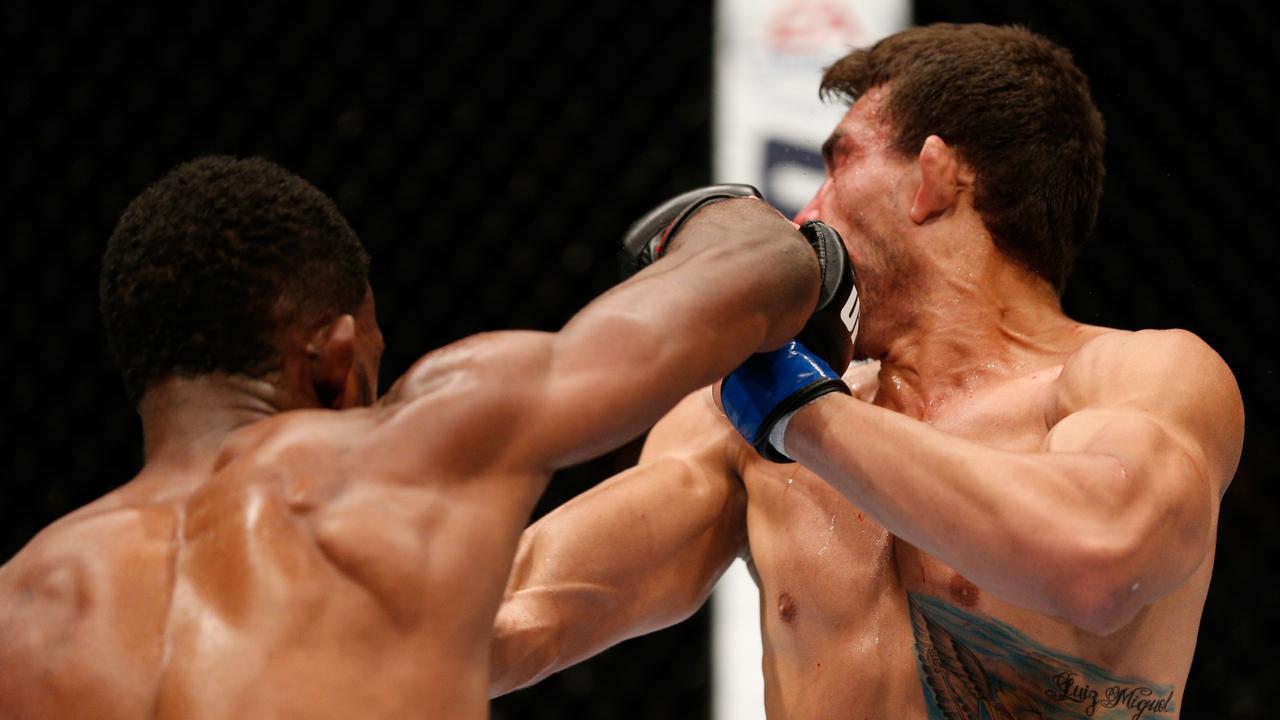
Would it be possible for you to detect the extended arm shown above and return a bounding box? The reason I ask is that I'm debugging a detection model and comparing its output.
[784,330,1243,635]
[490,391,747,696]
[525,198,819,468]
[378,197,819,478]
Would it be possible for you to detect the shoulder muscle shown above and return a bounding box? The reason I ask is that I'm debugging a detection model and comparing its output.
[1052,328,1244,488]
[369,331,557,477]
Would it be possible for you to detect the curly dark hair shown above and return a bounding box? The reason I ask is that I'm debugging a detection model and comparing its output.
[821,23,1106,292]
[100,156,371,404]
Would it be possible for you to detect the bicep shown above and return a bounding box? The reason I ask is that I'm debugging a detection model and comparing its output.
[1047,329,1241,531]
[1044,390,1221,597]
[1051,329,1243,494]
[1045,407,1213,526]
[370,327,709,481]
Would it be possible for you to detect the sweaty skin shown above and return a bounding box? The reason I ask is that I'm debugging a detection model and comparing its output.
[0,198,821,720]
[493,331,1238,720]
[490,88,1242,718]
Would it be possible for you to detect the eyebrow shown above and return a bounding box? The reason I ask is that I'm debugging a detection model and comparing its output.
[821,130,845,167]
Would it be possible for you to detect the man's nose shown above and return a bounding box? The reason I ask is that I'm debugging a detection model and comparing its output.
[793,179,829,224]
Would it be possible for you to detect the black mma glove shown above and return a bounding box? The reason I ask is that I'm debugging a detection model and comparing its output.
[618,183,761,279]
[617,186,861,376]
[795,220,860,375]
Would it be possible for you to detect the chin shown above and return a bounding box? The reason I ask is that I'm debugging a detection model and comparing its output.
[852,326,889,362]
[852,347,885,363]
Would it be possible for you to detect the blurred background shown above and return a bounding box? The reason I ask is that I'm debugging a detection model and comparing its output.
[1,0,1276,717]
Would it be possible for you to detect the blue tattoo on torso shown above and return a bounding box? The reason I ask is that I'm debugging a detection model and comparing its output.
[909,593,1176,720]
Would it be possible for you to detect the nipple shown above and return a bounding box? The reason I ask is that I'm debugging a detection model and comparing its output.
[777,591,798,624]
[948,573,981,608]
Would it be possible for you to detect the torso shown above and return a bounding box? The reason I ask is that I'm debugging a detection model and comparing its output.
[744,451,922,719]
[0,407,538,720]
[735,332,1213,719]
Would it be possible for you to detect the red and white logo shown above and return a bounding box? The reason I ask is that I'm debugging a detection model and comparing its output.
[766,0,865,58]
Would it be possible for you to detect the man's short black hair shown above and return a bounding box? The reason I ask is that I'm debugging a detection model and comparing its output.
[100,156,371,404]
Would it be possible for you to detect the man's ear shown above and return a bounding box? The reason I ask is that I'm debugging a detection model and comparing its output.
[306,314,357,409]
[909,135,970,225]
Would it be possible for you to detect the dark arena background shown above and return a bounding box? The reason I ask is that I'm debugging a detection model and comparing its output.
[2,1,1277,717]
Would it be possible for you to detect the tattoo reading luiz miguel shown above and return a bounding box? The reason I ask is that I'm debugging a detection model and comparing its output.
[908,593,1176,720]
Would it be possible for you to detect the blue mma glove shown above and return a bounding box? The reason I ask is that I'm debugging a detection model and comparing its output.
[720,340,851,463]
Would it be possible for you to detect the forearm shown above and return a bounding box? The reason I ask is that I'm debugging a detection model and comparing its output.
[490,584,565,696]
[540,200,818,466]
[559,201,818,367]
[490,455,745,694]
[785,395,1148,630]
[654,199,820,352]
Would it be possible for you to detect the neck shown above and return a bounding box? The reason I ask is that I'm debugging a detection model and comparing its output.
[873,254,1080,418]
[138,374,305,468]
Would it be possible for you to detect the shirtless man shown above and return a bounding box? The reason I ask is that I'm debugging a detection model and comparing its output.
[0,157,844,718]
[490,24,1244,718]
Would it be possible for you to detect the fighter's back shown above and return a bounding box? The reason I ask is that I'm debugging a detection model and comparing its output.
[0,408,517,720]
[22,156,822,718]
[0,490,177,719]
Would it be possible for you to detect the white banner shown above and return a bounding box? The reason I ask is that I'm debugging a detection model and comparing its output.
[711,2,908,717]
[714,0,909,216]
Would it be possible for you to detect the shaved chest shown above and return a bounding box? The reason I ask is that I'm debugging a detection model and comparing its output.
[895,368,1062,598]
[745,368,1061,613]
[738,367,1067,714]
[919,366,1062,453]
[745,461,896,606]
[742,464,921,715]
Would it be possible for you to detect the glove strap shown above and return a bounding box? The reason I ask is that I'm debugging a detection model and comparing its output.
[721,340,851,462]
[767,406,801,461]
